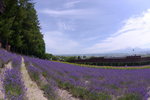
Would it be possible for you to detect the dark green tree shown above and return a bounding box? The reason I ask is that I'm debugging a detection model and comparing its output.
[0,0,18,46]
[0,0,46,58]
[19,1,45,57]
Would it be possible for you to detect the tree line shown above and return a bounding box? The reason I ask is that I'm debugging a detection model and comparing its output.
[0,0,46,58]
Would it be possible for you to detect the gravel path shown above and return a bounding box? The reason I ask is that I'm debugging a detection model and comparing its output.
[0,61,12,100]
[57,88,80,100]
[20,57,47,100]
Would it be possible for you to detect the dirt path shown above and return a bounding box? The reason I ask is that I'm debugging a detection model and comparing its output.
[20,57,47,100]
[0,61,12,100]
[29,61,80,100]
[57,88,80,100]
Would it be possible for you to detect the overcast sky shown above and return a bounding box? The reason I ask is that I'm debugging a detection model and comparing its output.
[34,0,150,54]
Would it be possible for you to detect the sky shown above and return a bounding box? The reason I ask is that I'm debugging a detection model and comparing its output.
[33,0,150,54]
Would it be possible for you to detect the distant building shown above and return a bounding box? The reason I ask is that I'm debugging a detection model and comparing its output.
[70,56,150,66]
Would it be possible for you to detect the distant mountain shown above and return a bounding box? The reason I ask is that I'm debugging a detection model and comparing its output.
[111,47,150,54]
[55,48,150,57]
[56,53,134,57]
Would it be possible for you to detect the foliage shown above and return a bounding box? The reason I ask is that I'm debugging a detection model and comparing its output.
[63,56,77,62]
[0,0,45,58]
[43,53,60,61]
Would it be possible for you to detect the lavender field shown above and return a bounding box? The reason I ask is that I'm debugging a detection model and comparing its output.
[0,49,150,100]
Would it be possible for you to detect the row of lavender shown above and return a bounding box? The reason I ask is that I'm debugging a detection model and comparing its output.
[24,56,150,100]
[1,48,150,100]
[0,49,15,63]
[0,49,26,100]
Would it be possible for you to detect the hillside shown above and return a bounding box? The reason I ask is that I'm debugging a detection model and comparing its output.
[0,49,150,100]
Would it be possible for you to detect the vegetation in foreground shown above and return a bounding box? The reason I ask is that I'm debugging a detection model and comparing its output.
[24,52,150,100]
[0,49,150,100]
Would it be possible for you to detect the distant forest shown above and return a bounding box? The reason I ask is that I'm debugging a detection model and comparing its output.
[0,0,46,58]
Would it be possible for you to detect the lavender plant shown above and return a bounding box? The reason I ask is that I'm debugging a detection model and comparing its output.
[24,56,150,100]
[3,68,26,100]
[0,49,16,64]
[1,49,150,100]
[0,50,26,100]
[25,63,57,100]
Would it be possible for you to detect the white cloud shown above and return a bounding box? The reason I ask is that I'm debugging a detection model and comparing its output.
[39,9,96,19]
[64,1,81,8]
[82,35,102,42]
[57,21,75,31]
[44,31,79,54]
[86,9,150,53]
[40,9,87,16]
